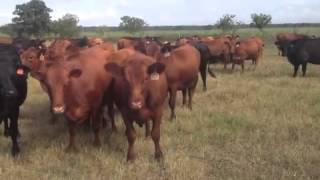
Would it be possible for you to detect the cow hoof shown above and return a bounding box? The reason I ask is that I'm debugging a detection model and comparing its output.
[65,146,78,153]
[11,146,20,157]
[155,151,163,160]
[127,153,136,162]
[170,115,176,121]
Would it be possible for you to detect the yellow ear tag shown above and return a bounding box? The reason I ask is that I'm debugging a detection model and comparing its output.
[150,72,160,80]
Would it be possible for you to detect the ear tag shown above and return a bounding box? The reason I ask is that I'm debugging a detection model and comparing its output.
[40,54,45,61]
[236,44,240,48]
[164,52,171,58]
[150,72,160,81]
[16,68,25,75]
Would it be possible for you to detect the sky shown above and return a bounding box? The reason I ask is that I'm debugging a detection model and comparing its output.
[0,0,319,26]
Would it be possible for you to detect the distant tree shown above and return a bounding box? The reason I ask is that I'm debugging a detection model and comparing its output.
[250,13,272,31]
[12,0,52,38]
[215,14,240,34]
[0,24,15,36]
[51,14,80,37]
[119,16,148,34]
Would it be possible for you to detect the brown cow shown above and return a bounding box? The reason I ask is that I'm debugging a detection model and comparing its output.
[250,36,264,58]
[117,37,147,54]
[34,47,114,152]
[157,44,200,119]
[275,33,311,56]
[105,53,167,161]
[231,38,261,71]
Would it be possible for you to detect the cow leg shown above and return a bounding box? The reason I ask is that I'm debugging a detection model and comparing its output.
[199,61,208,91]
[4,118,10,137]
[107,100,117,132]
[125,120,136,161]
[208,65,216,78]
[145,120,150,138]
[9,108,20,156]
[232,63,235,72]
[241,62,245,72]
[151,108,163,160]
[92,110,102,147]
[293,65,300,77]
[188,78,198,110]
[65,120,78,153]
[182,89,187,106]
[302,63,307,77]
[169,88,177,120]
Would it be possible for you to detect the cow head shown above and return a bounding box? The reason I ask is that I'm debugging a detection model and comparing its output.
[20,47,46,72]
[105,60,165,110]
[34,62,82,114]
[282,41,296,57]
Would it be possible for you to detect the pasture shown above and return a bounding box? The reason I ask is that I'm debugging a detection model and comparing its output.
[1,30,320,180]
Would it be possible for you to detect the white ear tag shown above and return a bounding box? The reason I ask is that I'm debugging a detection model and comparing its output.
[150,72,160,80]
[236,44,240,48]
[164,52,171,58]
[40,54,45,61]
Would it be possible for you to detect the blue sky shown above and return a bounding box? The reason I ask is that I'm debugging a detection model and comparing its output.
[0,0,319,26]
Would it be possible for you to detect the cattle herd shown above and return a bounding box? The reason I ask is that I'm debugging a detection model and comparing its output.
[0,32,318,161]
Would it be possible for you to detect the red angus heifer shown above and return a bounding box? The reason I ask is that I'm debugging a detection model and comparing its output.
[105,53,167,161]
[35,47,114,152]
[157,44,200,120]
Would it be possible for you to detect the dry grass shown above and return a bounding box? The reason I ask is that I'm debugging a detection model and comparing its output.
[1,44,320,180]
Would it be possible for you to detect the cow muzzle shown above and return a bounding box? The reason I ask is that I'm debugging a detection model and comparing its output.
[131,101,143,110]
[53,106,65,114]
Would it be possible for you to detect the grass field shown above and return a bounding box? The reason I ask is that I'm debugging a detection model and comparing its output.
[1,33,320,179]
[81,26,320,43]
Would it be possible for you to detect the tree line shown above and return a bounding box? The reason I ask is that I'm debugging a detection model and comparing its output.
[0,0,314,38]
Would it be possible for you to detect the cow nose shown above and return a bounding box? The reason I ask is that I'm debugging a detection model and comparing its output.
[53,106,65,114]
[131,101,143,109]
[4,90,17,98]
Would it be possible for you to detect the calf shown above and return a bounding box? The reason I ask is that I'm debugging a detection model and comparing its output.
[0,44,29,156]
[105,53,167,161]
[282,38,320,77]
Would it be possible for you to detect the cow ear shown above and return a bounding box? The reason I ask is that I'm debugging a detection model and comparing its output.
[69,69,82,78]
[105,63,124,78]
[147,62,166,75]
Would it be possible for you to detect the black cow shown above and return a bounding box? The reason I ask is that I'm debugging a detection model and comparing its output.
[283,39,320,77]
[0,44,29,156]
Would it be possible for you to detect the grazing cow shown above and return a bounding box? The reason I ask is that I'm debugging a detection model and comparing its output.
[0,44,29,156]
[157,44,200,119]
[275,33,311,56]
[231,38,261,71]
[282,38,320,77]
[105,53,167,161]
[34,47,114,151]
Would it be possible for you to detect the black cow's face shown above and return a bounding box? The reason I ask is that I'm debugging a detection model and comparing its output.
[282,42,296,57]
